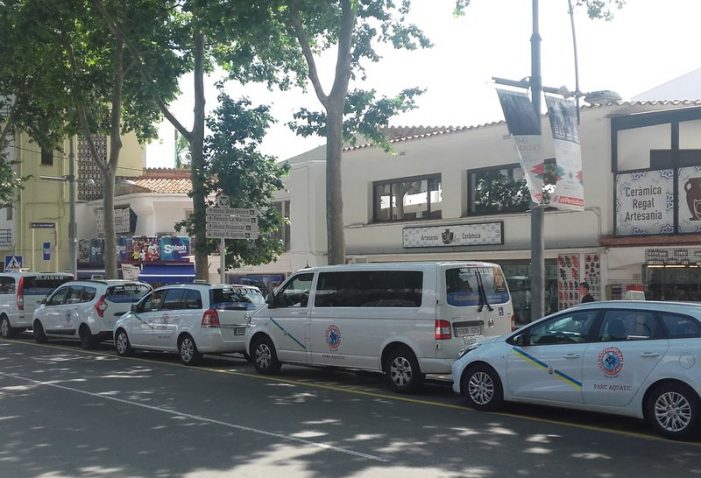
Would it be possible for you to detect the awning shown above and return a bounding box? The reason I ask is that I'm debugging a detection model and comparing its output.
[138,264,196,284]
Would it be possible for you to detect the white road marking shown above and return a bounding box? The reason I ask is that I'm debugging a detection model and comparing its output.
[0,371,387,463]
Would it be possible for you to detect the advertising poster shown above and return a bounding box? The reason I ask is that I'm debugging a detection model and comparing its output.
[496,88,545,204]
[545,94,584,210]
[615,170,674,235]
[78,239,91,265]
[677,166,701,233]
[159,236,191,261]
[130,236,161,262]
[89,238,104,266]
[582,254,601,300]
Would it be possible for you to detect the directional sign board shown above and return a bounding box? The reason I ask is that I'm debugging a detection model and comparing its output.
[205,202,260,239]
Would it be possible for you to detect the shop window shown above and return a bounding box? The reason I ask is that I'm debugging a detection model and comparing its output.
[373,174,442,223]
[41,148,54,166]
[468,160,556,215]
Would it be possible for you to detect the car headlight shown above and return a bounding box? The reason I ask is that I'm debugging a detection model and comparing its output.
[244,312,252,324]
[457,342,481,360]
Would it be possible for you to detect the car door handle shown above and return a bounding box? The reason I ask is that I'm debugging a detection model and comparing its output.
[563,353,581,359]
[640,352,661,358]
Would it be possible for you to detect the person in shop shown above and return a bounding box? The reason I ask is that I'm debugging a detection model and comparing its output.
[579,281,595,303]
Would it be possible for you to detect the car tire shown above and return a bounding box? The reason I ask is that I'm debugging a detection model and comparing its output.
[178,334,202,366]
[252,335,281,374]
[79,324,98,350]
[384,346,424,394]
[645,382,700,440]
[33,320,48,344]
[462,363,504,412]
[114,329,133,357]
[0,315,15,339]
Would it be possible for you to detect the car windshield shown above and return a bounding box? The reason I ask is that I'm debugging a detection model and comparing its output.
[211,287,265,310]
[446,266,510,306]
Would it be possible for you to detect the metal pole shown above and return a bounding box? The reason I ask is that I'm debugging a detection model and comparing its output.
[530,0,545,321]
[567,0,581,124]
[220,237,225,284]
[68,137,77,277]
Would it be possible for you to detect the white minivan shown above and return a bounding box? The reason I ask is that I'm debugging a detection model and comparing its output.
[0,272,74,339]
[246,261,514,393]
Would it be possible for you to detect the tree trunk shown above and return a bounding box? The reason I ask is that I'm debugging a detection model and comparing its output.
[103,40,125,279]
[325,101,345,265]
[190,29,209,280]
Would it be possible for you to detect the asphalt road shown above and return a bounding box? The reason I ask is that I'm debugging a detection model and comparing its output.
[1,336,701,478]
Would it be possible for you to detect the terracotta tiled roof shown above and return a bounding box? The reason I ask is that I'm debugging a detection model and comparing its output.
[116,168,192,195]
[342,100,701,152]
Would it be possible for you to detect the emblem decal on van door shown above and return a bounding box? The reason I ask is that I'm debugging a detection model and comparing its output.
[598,347,624,377]
[325,324,342,351]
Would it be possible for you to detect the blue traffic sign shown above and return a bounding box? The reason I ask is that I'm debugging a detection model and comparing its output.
[4,255,22,272]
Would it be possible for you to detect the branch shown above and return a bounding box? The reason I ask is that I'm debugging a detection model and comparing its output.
[92,0,191,141]
[329,0,356,102]
[60,30,109,174]
[287,0,328,108]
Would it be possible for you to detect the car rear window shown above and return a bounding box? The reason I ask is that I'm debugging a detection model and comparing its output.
[211,287,265,310]
[446,266,510,306]
[106,284,152,303]
[23,275,73,295]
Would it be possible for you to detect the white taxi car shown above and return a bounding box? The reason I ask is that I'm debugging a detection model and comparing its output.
[114,283,265,365]
[33,280,152,349]
[452,301,701,440]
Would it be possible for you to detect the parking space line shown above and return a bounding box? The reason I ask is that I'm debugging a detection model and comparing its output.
[0,370,388,463]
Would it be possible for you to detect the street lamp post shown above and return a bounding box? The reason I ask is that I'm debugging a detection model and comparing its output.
[530,0,545,322]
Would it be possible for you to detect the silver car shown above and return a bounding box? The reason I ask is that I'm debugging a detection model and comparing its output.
[452,301,701,440]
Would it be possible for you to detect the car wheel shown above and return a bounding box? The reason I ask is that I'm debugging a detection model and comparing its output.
[384,346,424,393]
[79,325,98,350]
[0,315,15,339]
[252,335,281,374]
[114,329,133,357]
[33,320,48,344]
[178,334,202,366]
[462,363,504,412]
[645,382,700,440]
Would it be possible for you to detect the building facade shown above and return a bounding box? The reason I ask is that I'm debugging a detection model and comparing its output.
[233,101,701,324]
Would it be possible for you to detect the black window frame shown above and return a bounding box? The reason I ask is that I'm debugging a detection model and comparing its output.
[467,159,557,216]
[372,174,442,223]
[41,148,54,166]
[314,270,423,308]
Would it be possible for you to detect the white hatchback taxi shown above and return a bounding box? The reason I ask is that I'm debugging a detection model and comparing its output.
[33,280,152,348]
[114,283,265,365]
[452,301,701,440]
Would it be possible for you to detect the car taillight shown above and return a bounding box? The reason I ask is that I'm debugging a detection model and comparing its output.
[201,308,220,328]
[94,295,108,318]
[16,277,24,310]
[511,314,517,331]
[435,319,452,340]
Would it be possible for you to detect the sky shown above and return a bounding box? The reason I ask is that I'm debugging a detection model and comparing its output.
[145,0,701,168]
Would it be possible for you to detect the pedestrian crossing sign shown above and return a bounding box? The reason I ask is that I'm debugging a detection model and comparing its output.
[4,255,22,272]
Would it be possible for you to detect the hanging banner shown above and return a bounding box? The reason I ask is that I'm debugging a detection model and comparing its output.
[545,94,584,210]
[496,88,545,204]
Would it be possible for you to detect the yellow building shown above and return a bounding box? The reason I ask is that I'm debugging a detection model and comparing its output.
[1,132,145,273]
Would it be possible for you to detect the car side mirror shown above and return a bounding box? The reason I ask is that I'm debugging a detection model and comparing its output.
[266,292,277,309]
[131,303,138,312]
[513,333,531,347]
[41,297,47,304]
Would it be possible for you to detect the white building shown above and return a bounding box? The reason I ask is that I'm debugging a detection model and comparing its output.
[233,100,701,324]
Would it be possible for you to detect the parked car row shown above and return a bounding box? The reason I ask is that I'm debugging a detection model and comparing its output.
[2,265,701,441]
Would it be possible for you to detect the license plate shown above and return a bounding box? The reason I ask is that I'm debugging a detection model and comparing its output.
[234,327,246,336]
[455,325,481,337]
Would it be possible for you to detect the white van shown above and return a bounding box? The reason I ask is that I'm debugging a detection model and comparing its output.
[246,261,514,393]
[0,272,74,338]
